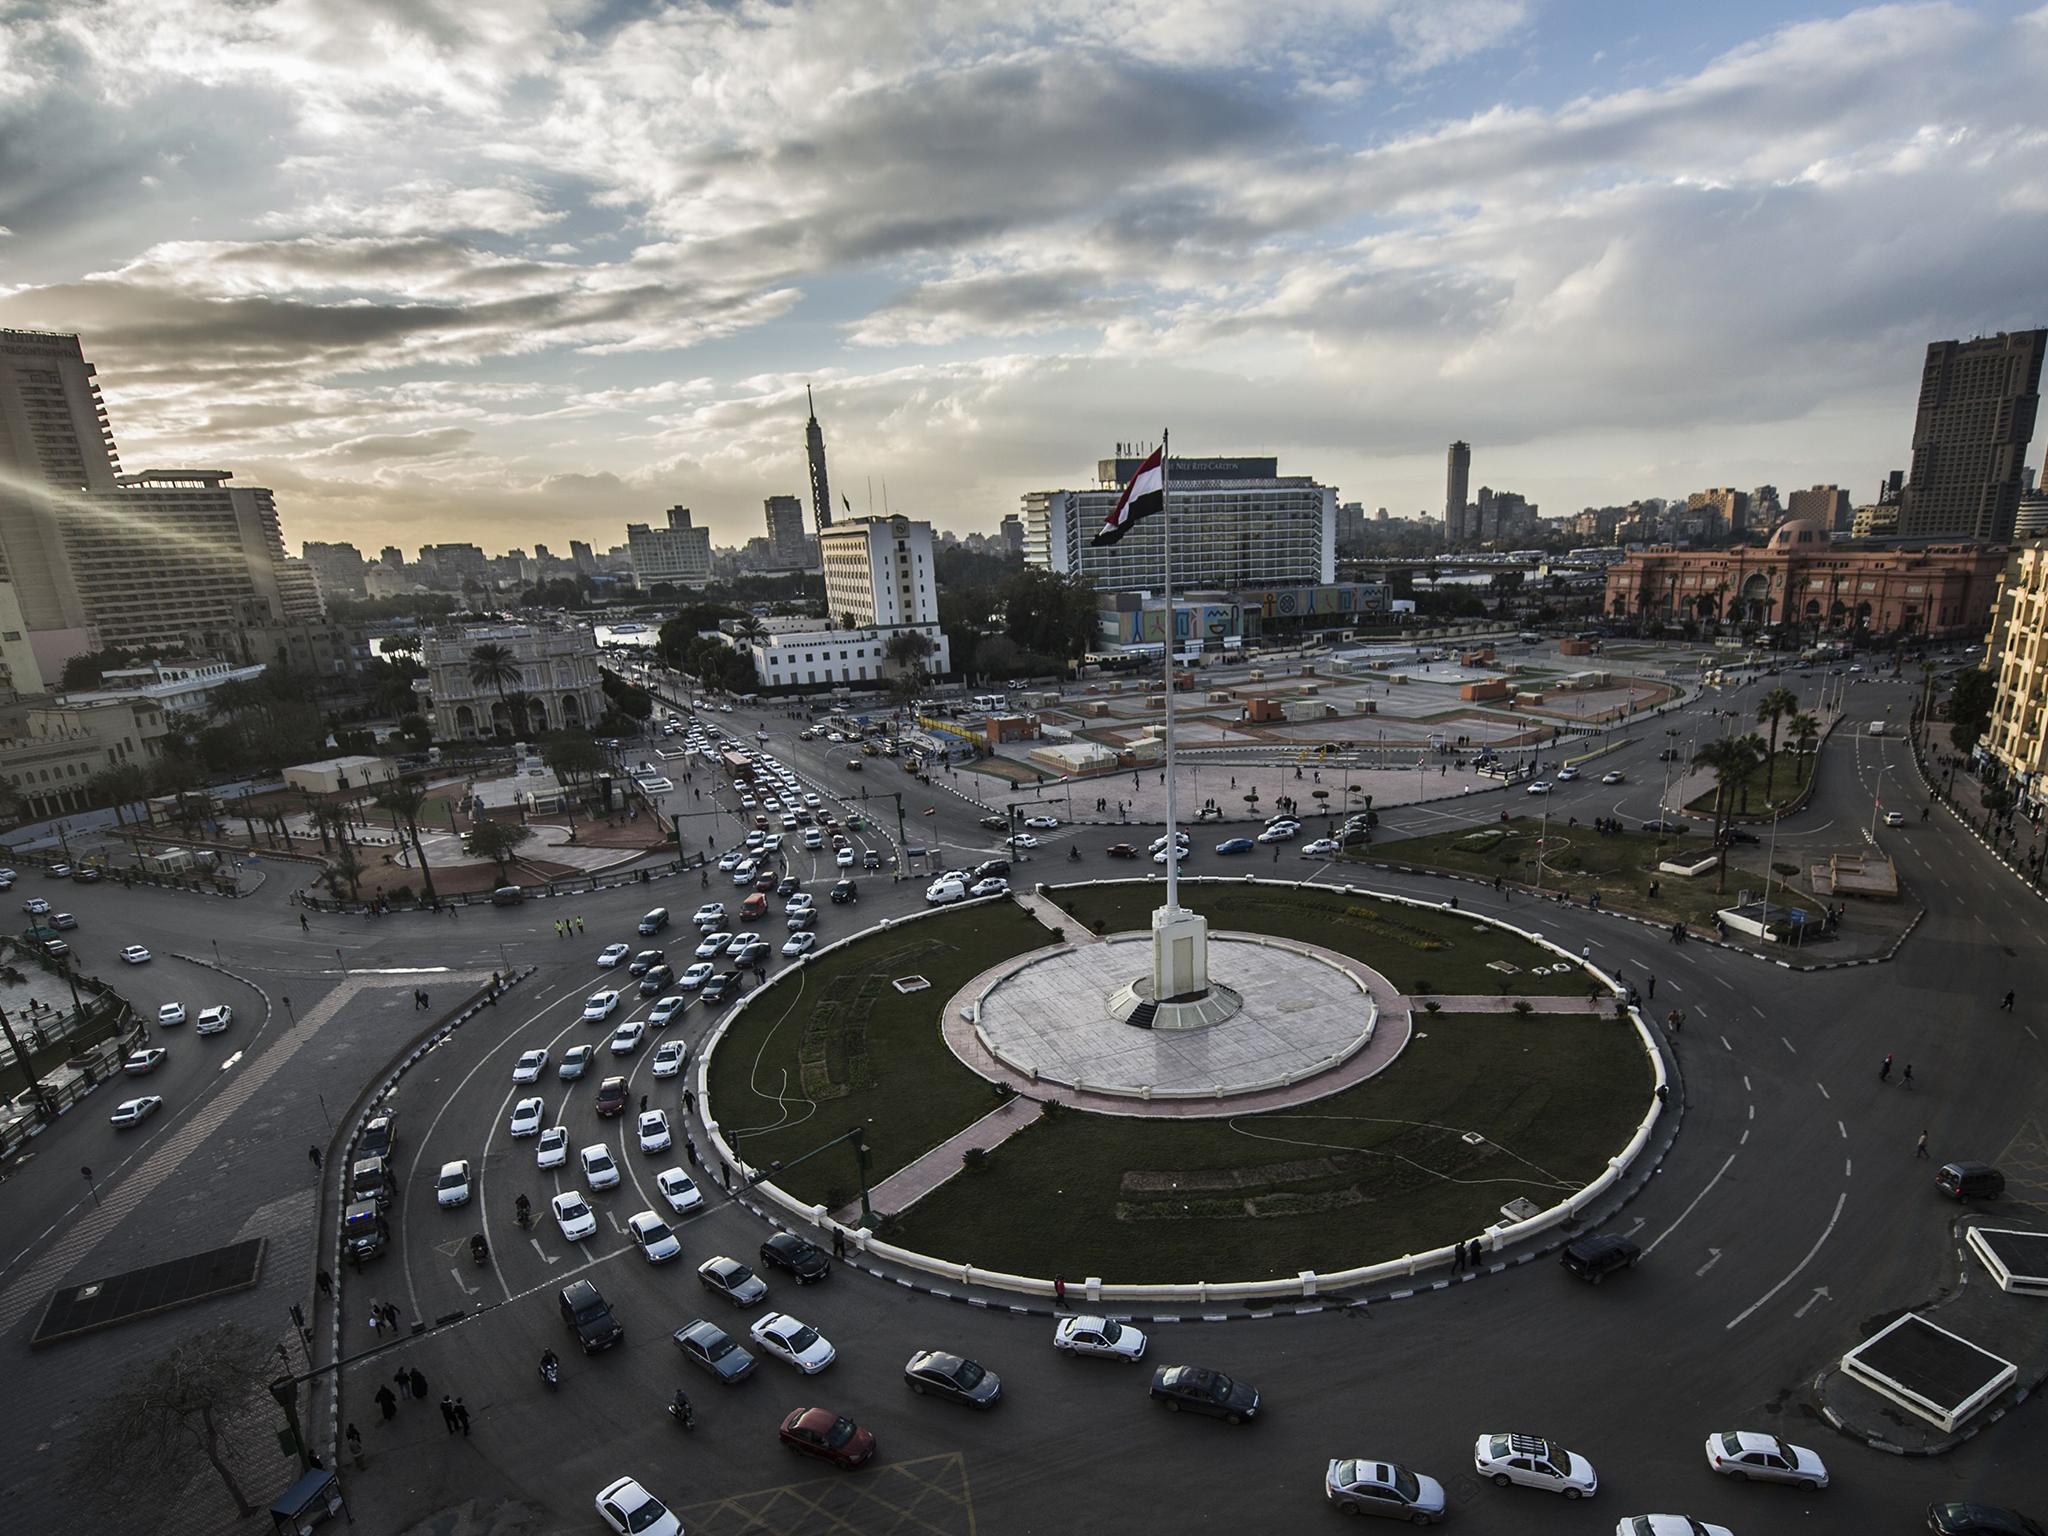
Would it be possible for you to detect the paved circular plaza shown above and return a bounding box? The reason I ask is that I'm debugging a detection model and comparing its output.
[960,931,1391,1107]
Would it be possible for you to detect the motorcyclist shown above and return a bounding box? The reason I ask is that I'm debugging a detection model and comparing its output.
[1068,845,1081,862]
[470,1232,489,1263]
[670,1387,693,1425]
[540,1348,558,1376]
[514,1193,532,1228]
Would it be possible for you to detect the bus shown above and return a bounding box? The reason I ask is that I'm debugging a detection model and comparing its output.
[720,750,754,781]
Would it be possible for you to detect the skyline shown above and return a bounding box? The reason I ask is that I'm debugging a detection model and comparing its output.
[3,2,2047,553]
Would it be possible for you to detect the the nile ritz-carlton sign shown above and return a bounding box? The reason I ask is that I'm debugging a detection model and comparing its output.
[1602,519,2006,638]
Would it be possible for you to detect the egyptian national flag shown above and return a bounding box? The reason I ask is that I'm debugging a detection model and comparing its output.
[1093,447,1164,547]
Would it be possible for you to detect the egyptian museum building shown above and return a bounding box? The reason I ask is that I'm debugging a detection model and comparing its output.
[1602,519,2006,638]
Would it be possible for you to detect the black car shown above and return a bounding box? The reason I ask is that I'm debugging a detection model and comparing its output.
[830,879,858,904]
[1642,818,1690,834]
[1928,1503,2045,1536]
[673,1318,757,1384]
[904,1349,1002,1407]
[628,949,664,976]
[760,1231,831,1283]
[638,964,676,996]
[357,1114,395,1162]
[1559,1233,1641,1284]
[972,860,1010,881]
[558,1279,623,1353]
[729,940,771,968]
[978,815,1009,831]
[701,970,745,1004]
[1148,1365,1260,1423]
[1936,1161,2006,1200]
[776,875,801,897]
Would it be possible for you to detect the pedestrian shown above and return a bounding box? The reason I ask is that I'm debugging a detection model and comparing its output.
[395,1366,413,1400]
[1053,1274,1067,1308]
[1903,1063,1914,1090]
[685,1137,699,1168]
[1450,1241,1465,1274]
[440,1396,458,1434]
[576,915,585,933]
[720,1162,732,1192]
[639,1093,648,1114]
[383,1302,401,1331]
[308,1144,323,1171]
[832,1226,846,1260]
[2001,989,2015,1012]
[1667,1008,1682,1035]
[1916,1130,1930,1159]
[554,920,563,938]
[454,1397,471,1436]
[375,1384,398,1421]
[1646,973,1656,1000]
[1580,943,1591,962]
[300,913,309,932]
[368,1306,384,1337]
[1468,1239,1483,1270]
[316,1268,333,1297]
[683,1088,695,1117]
[419,991,428,1011]
[346,1422,365,1469]
[409,1366,428,1400]
[1880,1052,1893,1083]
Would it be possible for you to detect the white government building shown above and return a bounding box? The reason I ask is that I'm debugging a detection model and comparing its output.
[418,622,607,739]
[739,514,950,690]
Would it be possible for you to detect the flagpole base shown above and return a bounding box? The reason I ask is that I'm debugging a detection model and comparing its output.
[1150,903,1210,1002]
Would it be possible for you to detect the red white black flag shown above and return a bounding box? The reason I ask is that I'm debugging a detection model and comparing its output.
[1093,447,1165,547]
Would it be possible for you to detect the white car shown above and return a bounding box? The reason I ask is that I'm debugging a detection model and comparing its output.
[744,830,765,850]
[648,995,687,1027]
[1053,1315,1147,1361]
[926,878,967,905]
[157,1002,186,1027]
[786,891,815,911]
[1007,833,1040,850]
[194,1005,233,1036]
[609,1020,646,1055]
[678,961,714,990]
[109,1095,163,1128]
[580,1144,621,1189]
[781,931,816,957]
[1255,823,1299,843]
[596,943,631,968]
[508,1095,546,1136]
[121,945,151,964]
[803,828,825,849]
[969,876,1009,898]
[749,1310,837,1373]
[553,1189,598,1241]
[717,851,743,872]
[1300,838,1341,857]
[1324,1459,1450,1522]
[1611,1520,1732,1536]
[1702,1430,1829,1489]
[536,1126,570,1169]
[802,792,821,807]
[1883,809,1906,827]
[1557,766,1580,781]
[511,1049,548,1083]
[1024,815,1060,830]
[731,859,759,886]
[1601,770,1626,785]
[627,1210,683,1263]
[693,902,727,927]
[835,847,855,868]
[435,1159,473,1208]
[559,1044,596,1079]
[1153,845,1187,864]
[1473,1433,1597,1498]
[1526,781,1552,795]
[651,1039,689,1077]
[637,1109,672,1153]
[696,931,734,959]
[582,990,621,1021]
[657,1167,704,1215]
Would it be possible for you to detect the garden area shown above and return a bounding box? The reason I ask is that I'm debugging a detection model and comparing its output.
[704,904,1053,1207]
[887,1011,1653,1281]
[1683,747,1814,815]
[1045,878,1593,996]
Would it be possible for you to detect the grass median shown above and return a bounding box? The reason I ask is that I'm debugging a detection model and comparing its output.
[886,1011,1653,1282]
[703,902,1054,1206]
[1045,878,1591,995]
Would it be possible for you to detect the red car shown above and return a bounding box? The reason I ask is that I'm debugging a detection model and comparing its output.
[1106,844,1138,859]
[780,1407,875,1468]
[753,872,778,892]
[594,1076,630,1117]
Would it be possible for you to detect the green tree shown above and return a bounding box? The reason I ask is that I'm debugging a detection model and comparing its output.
[1755,685,1800,770]
[467,817,533,880]
[1947,668,1996,753]
[398,712,432,746]
[734,615,769,645]
[86,762,152,825]
[1693,734,1764,891]
[1002,569,1097,662]
[374,775,438,906]
[67,1322,278,1517]
[467,642,523,737]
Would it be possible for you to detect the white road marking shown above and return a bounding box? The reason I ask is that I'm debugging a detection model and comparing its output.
[1714,975,1735,991]
[1742,1075,1752,1092]
[1794,1286,1832,1319]
[1815,1082,1829,1100]
[449,1266,479,1296]
[1838,1120,1847,1139]
[1645,1152,1738,1256]
[1782,1036,1797,1054]
[1845,1158,1853,1178]
[1695,1247,1723,1277]
[1726,1191,1847,1330]
[1721,1035,1733,1051]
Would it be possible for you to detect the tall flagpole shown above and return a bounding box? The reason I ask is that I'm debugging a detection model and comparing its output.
[1161,428,1179,914]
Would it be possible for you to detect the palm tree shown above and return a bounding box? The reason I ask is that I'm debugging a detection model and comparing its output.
[734,616,768,646]
[374,775,438,906]
[1787,711,1821,768]
[87,762,152,826]
[1693,735,1763,891]
[1755,685,1800,791]
[467,643,522,737]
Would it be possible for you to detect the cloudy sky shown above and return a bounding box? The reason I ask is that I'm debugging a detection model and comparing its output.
[4,1,2046,557]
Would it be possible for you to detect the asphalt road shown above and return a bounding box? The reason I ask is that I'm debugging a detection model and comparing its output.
[4,662,2044,1535]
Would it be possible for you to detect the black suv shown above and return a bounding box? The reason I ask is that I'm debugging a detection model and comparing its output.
[559,1279,624,1353]
[1559,1233,1641,1284]
[1936,1162,2005,1200]
[759,1231,832,1283]
[701,970,744,1004]
[972,860,1010,881]
[830,879,858,904]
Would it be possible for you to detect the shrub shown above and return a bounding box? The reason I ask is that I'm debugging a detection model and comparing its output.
[1511,999,1534,1016]
[1412,978,1433,994]
[962,1146,989,1171]
[1423,999,1442,1013]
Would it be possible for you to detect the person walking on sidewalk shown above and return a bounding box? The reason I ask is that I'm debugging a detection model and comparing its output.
[1903,1063,1915,1090]
[1053,1274,1067,1308]
[395,1366,413,1400]
[409,1366,428,1401]
[308,1145,323,1171]
[374,1384,397,1421]
[453,1398,471,1436]
[346,1423,365,1470]
[440,1396,458,1434]
[1646,973,1656,1001]
[316,1268,333,1298]
[1916,1130,1930,1159]
[1880,1052,1893,1083]
[2001,989,2015,1012]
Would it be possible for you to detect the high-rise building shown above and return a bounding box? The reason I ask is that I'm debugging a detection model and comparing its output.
[1786,485,1852,532]
[998,512,1025,555]
[569,540,596,574]
[821,514,938,628]
[1024,454,1336,593]
[1686,487,1750,536]
[301,540,368,598]
[804,386,834,535]
[1900,330,2046,540]
[1445,441,1471,542]
[764,494,808,566]
[626,506,713,589]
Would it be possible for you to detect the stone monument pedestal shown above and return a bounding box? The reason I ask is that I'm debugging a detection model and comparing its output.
[1152,903,1209,1001]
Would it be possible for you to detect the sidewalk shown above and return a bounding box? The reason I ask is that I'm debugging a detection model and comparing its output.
[845,1095,1044,1220]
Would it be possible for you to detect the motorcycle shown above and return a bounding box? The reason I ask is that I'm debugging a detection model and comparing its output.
[514,1196,532,1231]
[538,1356,559,1391]
[666,1395,694,1431]
[469,1233,489,1266]
[1068,846,1081,862]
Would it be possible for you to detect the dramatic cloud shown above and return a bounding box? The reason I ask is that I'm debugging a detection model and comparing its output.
[0,0,2043,551]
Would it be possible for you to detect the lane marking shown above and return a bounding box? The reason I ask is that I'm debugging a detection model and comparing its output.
[1837,1120,1847,1139]
[1781,1036,1797,1054]
[1815,1082,1829,1100]
[1645,1152,1738,1256]
[1726,1191,1847,1330]
[1720,1035,1732,1051]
